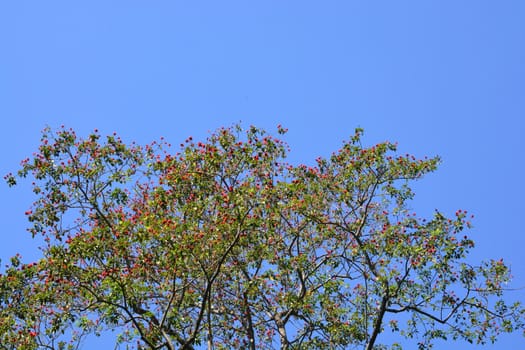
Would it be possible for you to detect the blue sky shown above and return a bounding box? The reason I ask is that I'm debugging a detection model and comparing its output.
[1,1,524,348]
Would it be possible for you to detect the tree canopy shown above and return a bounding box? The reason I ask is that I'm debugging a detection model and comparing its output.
[2,124,523,350]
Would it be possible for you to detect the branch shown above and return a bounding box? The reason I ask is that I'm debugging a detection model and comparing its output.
[366,291,389,350]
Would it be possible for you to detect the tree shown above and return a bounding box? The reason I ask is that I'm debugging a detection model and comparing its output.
[1,124,523,350]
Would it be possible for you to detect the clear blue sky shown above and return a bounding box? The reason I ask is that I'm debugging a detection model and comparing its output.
[1,1,523,348]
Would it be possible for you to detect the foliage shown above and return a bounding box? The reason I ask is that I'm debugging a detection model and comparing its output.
[2,124,524,350]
